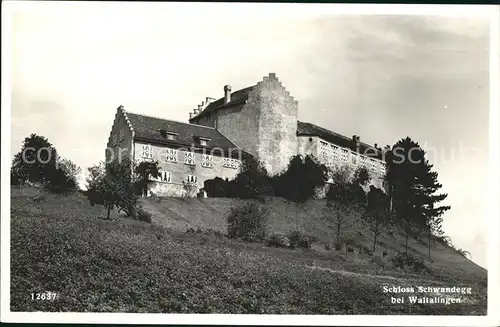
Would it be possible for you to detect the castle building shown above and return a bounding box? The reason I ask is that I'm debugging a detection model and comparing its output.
[106,73,387,197]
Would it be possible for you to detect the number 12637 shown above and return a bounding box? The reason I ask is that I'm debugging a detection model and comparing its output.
[31,292,57,300]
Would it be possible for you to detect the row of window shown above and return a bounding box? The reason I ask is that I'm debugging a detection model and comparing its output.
[152,171,198,185]
[111,129,125,147]
[141,144,240,169]
[319,140,386,174]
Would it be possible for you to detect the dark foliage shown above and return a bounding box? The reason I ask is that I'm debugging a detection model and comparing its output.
[134,161,160,196]
[226,203,268,242]
[386,137,451,257]
[11,134,79,193]
[273,155,328,203]
[204,177,229,197]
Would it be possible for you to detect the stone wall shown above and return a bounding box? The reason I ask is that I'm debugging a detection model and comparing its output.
[105,106,134,164]
[255,73,299,176]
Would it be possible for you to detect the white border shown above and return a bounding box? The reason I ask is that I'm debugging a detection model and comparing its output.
[1,2,499,326]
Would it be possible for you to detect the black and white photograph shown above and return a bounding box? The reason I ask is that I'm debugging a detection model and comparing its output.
[1,1,499,325]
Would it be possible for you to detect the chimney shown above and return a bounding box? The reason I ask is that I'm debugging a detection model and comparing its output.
[224,85,232,104]
[374,143,378,148]
[206,97,215,105]
[198,104,203,111]
[193,108,199,115]
[189,112,194,119]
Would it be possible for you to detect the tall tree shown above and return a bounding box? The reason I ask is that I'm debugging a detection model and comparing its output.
[325,164,358,246]
[386,137,451,256]
[366,186,392,252]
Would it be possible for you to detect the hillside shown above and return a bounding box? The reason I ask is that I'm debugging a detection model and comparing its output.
[139,196,486,282]
[10,186,487,314]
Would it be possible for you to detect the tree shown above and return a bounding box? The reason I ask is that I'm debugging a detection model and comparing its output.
[366,186,392,252]
[85,157,136,219]
[11,133,58,186]
[134,160,160,196]
[386,137,451,256]
[45,157,80,193]
[275,155,327,202]
[230,155,272,199]
[325,165,359,246]
[353,166,371,186]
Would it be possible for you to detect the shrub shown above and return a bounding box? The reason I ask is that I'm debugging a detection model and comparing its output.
[204,177,228,198]
[287,230,315,249]
[391,252,429,273]
[226,203,268,242]
[324,243,332,251]
[137,208,152,223]
[267,233,291,248]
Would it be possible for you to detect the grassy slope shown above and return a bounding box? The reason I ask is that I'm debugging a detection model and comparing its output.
[140,196,486,282]
[11,187,487,314]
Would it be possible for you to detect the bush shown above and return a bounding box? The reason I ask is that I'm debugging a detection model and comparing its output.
[137,208,152,223]
[226,203,268,242]
[204,177,229,197]
[391,252,430,273]
[287,230,315,249]
[267,233,291,248]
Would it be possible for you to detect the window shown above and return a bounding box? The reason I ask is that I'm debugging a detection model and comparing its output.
[340,148,349,162]
[331,145,340,162]
[119,129,124,142]
[166,133,176,141]
[369,158,377,173]
[184,151,195,165]
[187,174,198,185]
[223,157,240,169]
[111,133,118,146]
[379,162,387,175]
[141,144,153,159]
[200,139,208,146]
[162,171,172,183]
[201,154,214,168]
[165,148,178,163]
[319,140,329,158]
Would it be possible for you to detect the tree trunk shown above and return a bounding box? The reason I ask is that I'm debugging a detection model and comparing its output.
[107,206,111,220]
[405,232,409,256]
[373,232,377,252]
[428,230,431,259]
[336,222,341,244]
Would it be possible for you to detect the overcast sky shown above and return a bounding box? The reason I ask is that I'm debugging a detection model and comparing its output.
[8,3,492,268]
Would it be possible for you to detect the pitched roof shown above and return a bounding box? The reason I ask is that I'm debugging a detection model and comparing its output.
[189,86,255,121]
[297,121,383,159]
[124,111,238,150]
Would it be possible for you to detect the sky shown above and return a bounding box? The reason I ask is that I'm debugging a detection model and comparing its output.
[8,3,493,268]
